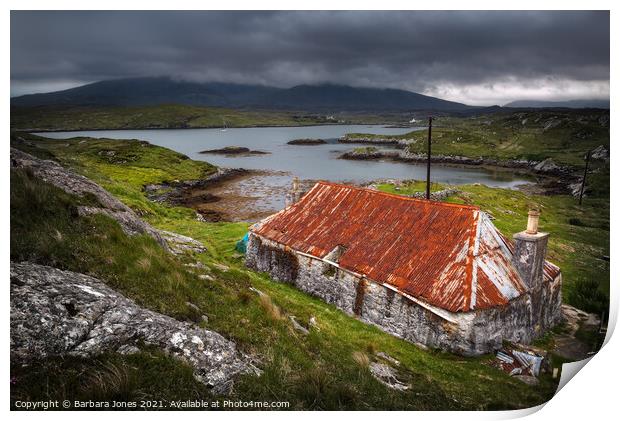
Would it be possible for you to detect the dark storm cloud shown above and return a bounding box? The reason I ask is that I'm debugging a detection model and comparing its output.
[10,11,610,104]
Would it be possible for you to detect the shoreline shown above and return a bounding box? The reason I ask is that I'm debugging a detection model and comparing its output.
[337,139,582,195]
[145,168,294,222]
[144,160,574,224]
[338,155,580,197]
[17,122,396,134]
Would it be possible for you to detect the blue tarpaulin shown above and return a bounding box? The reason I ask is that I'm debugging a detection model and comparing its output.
[236,232,249,253]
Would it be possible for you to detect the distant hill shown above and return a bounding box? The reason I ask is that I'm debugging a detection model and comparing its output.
[11,77,474,112]
[505,99,609,109]
[256,83,472,112]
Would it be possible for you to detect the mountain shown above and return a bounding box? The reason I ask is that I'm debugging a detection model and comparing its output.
[256,83,472,111]
[10,78,279,108]
[11,77,473,112]
[504,99,609,109]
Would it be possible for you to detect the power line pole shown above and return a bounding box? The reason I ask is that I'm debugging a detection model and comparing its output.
[578,149,591,205]
[426,116,433,200]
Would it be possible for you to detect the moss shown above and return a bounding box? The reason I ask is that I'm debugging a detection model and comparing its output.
[352,146,379,154]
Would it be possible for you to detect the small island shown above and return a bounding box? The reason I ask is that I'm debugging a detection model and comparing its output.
[287,138,327,145]
[199,146,270,155]
[339,146,387,160]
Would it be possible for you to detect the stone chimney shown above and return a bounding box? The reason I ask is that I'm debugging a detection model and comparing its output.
[512,210,549,291]
[285,177,302,206]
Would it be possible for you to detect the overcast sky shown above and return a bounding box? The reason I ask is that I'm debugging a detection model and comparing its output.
[10,11,610,105]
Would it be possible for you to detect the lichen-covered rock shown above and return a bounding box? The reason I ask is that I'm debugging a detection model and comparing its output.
[533,158,561,173]
[590,145,609,161]
[158,230,207,255]
[10,148,168,250]
[542,118,564,132]
[368,362,410,391]
[409,188,460,201]
[10,262,256,393]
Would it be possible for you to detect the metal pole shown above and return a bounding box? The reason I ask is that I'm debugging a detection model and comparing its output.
[578,150,591,205]
[426,116,433,200]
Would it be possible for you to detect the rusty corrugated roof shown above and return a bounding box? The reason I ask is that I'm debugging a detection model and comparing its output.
[252,182,557,313]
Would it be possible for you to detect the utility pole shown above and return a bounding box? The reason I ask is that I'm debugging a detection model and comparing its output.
[578,150,591,205]
[426,116,433,200]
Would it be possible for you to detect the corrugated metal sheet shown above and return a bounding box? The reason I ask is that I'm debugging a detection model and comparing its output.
[543,261,561,282]
[252,182,558,313]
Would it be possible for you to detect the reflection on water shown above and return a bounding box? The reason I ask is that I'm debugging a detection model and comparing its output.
[38,125,531,189]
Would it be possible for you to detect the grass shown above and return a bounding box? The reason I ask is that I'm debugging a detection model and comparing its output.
[352,146,379,154]
[345,109,609,167]
[10,104,389,131]
[9,133,566,410]
[11,349,213,409]
[11,169,210,322]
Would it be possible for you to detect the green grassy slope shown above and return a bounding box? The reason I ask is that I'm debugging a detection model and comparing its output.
[10,133,564,410]
[346,110,610,167]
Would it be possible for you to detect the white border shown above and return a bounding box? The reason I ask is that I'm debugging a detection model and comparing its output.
[3,2,617,420]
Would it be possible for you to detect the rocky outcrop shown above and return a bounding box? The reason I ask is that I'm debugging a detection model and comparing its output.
[339,135,411,147]
[339,146,574,177]
[287,138,326,145]
[369,362,410,391]
[10,261,256,393]
[396,151,566,174]
[590,145,609,161]
[339,147,391,160]
[409,188,460,201]
[552,304,601,361]
[10,148,168,250]
[159,230,208,255]
[533,158,562,174]
[144,168,249,205]
[364,182,459,201]
[144,167,254,222]
[199,146,269,155]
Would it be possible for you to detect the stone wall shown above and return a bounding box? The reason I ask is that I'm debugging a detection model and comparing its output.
[246,236,299,283]
[357,280,469,352]
[466,275,562,353]
[245,233,562,355]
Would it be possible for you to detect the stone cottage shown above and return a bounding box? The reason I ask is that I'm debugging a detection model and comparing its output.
[245,182,562,355]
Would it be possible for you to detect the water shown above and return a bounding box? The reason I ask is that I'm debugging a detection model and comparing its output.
[37,125,530,188]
